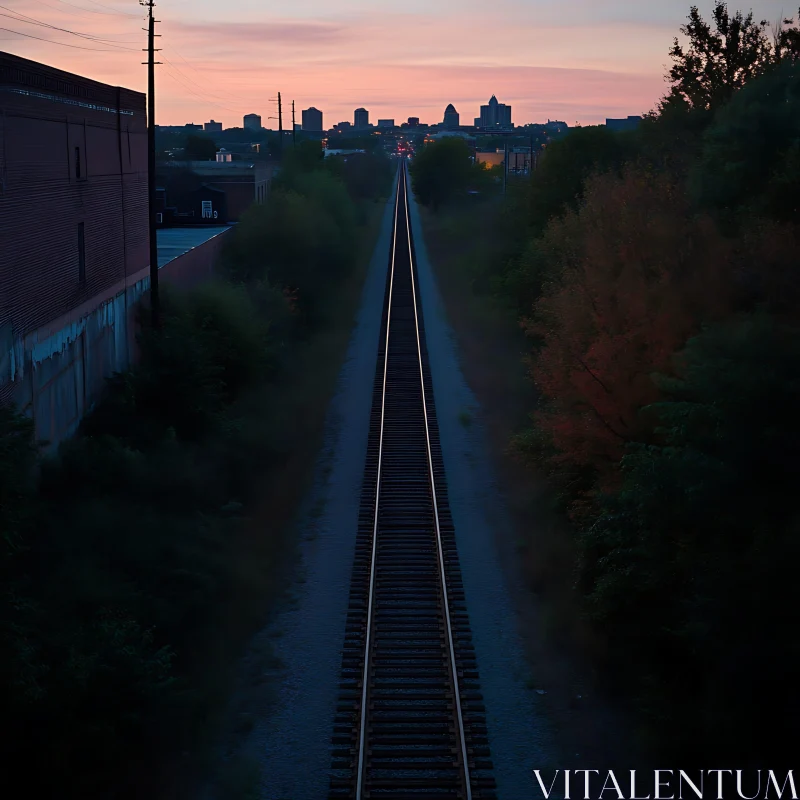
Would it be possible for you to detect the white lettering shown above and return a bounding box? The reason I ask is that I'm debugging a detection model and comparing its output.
[678,771,704,799]
[599,771,624,799]
[655,770,675,800]
[575,770,600,799]
[766,771,798,799]
[631,769,652,800]
[736,770,761,800]
[708,770,732,799]
[533,770,560,799]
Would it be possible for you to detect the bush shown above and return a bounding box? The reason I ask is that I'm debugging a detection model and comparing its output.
[84,283,274,445]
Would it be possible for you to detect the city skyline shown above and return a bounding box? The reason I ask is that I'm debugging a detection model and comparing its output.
[1,0,794,126]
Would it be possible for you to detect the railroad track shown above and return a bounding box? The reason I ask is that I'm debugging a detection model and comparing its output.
[329,162,497,800]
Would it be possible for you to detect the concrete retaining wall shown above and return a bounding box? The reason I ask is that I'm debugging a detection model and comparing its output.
[4,227,233,449]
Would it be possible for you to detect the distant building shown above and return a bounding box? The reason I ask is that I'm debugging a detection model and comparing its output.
[377,119,395,128]
[354,107,369,129]
[156,123,202,133]
[158,161,275,221]
[333,121,352,133]
[216,149,233,162]
[407,116,420,126]
[606,115,642,132]
[204,119,223,132]
[479,95,512,129]
[302,106,323,131]
[425,130,476,146]
[243,113,261,130]
[443,103,459,130]
[546,119,569,134]
[474,117,481,127]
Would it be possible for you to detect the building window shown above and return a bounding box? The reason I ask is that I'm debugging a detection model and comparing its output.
[78,222,86,282]
[75,146,81,179]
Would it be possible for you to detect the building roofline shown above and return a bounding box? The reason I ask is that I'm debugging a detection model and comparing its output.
[0,50,144,108]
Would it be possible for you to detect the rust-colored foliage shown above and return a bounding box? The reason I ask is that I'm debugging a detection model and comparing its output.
[525,169,733,489]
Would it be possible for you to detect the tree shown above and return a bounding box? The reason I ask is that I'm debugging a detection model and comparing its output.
[409,137,477,210]
[183,134,217,161]
[324,151,393,202]
[526,125,633,235]
[775,8,800,63]
[524,169,732,499]
[579,312,800,762]
[691,62,800,222]
[666,2,773,111]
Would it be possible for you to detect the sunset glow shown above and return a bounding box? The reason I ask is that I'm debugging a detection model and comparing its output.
[1,0,793,125]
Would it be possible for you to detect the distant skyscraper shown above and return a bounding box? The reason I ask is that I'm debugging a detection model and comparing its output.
[407,116,420,127]
[204,119,223,133]
[443,103,459,129]
[302,107,323,131]
[354,107,369,129]
[478,95,512,129]
[243,113,261,130]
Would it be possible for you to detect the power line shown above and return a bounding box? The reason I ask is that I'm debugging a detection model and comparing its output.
[0,25,127,50]
[84,0,139,16]
[160,52,233,104]
[165,48,235,102]
[0,5,141,48]
[27,0,142,23]
[159,62,241,114]
[54,0,140,17]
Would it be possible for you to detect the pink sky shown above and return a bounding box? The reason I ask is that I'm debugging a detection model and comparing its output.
[1,0,793,127]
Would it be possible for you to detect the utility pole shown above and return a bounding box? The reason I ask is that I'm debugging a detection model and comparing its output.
[268,93,283,157]
[278,92,283,155]
[141,0,161,328]
[292,100,296,147]
[529,131,534,176]
[503,136,508,195]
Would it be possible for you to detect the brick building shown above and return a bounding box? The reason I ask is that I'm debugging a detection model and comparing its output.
[0,52,149,443]
[157,160,274,222]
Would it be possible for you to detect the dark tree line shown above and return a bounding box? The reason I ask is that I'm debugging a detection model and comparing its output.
[419,2,800,766]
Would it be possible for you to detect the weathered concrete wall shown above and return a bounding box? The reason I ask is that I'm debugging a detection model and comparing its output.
[4,227,232,449]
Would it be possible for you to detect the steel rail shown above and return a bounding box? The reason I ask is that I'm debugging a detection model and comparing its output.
[354,164,402,800]
[402,160,473,800]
